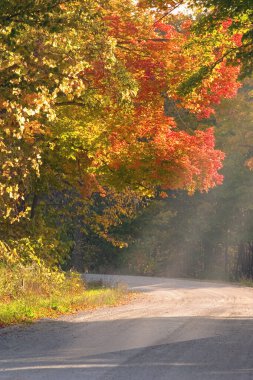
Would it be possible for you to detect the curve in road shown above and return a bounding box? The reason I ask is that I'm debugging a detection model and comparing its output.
[1,275,253,380]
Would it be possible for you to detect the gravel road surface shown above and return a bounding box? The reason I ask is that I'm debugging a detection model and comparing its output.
[1,274,253,380]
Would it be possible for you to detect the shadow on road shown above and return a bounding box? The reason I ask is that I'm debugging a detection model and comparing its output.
[1,316,253,379]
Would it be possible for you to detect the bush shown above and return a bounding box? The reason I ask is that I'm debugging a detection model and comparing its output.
[0,238,82,301]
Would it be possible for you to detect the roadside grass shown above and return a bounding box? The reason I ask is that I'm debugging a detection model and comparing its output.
[238,279,253,288]
[0,266,134,327]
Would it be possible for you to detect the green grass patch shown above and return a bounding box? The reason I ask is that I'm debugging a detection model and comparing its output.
[0,266,133,327]
[239,279,253,288]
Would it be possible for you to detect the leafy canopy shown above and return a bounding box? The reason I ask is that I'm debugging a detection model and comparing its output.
[0,0,241,224]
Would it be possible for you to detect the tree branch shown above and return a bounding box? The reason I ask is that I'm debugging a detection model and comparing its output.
[55,101,86,107]
[153,0,185,26]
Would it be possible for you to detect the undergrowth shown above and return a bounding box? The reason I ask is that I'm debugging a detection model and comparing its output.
[0,266,131,327]
[0,239,133,327]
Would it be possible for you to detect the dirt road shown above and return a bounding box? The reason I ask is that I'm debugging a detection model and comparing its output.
[1,274,253,379]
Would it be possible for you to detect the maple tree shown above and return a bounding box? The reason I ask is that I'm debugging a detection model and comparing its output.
[139,0,253,77]
[191,0,253,77]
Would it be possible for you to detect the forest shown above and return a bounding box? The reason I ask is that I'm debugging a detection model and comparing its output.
[0,0,253,322]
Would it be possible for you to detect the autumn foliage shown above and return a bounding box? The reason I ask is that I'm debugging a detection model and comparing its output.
[86,8,240,196]
[0,1,241,220]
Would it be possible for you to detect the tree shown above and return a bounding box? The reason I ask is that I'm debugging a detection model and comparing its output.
[138,0,253,76]
[191,0,253,76]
